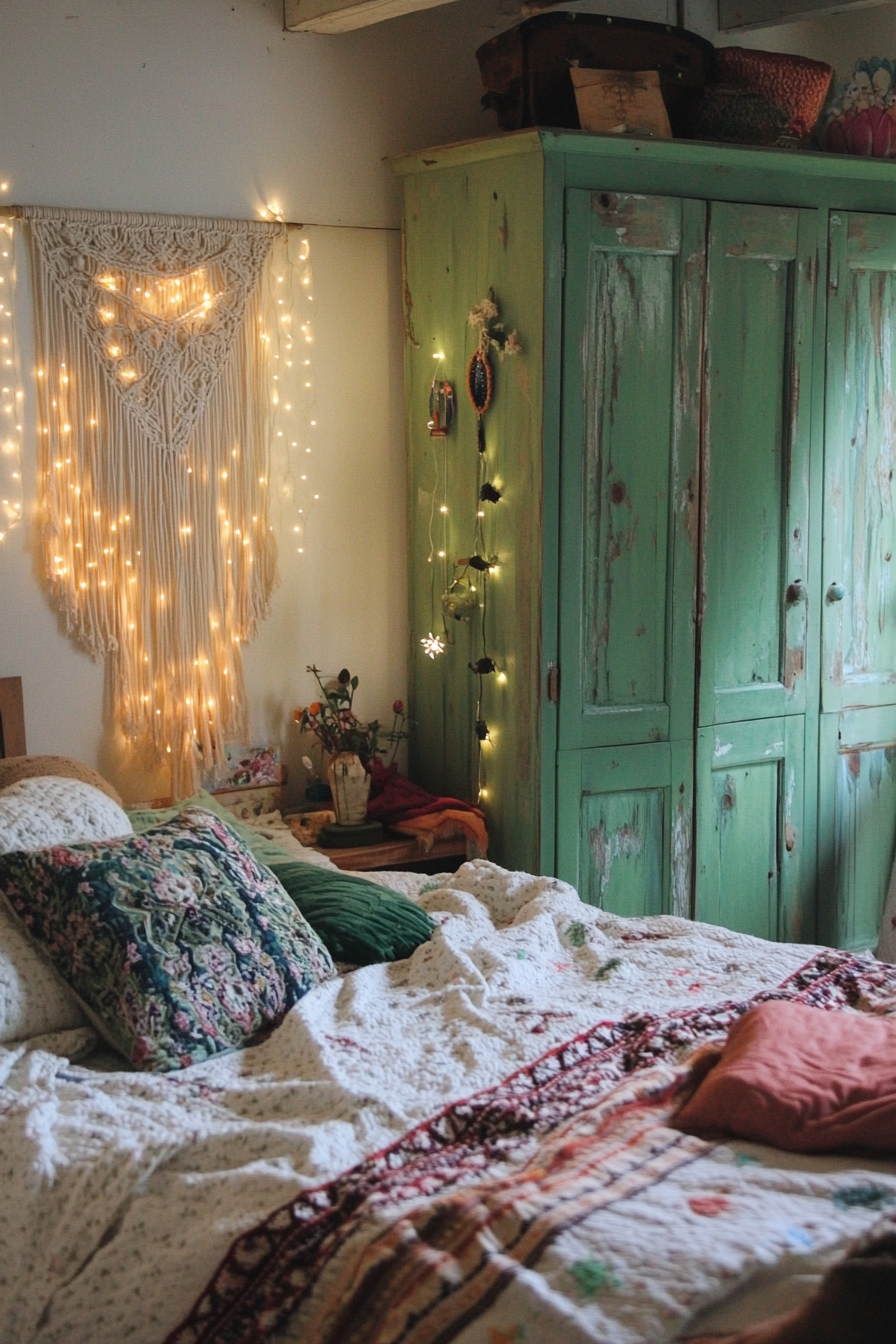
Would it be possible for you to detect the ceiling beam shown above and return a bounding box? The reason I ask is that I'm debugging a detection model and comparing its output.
[719,0,893,31]
[283,0,461,33]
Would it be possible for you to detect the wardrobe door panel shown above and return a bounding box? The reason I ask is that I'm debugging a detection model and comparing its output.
[557,740,693,918]
[823,212,896,715]
[818,708,896,951]
[699,204,816,728]
[695,716,804,941]
[559,190,704,753]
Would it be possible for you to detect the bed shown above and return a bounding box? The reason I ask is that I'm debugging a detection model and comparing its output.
[1,759,895,1344]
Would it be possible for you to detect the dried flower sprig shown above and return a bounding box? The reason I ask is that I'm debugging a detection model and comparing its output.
[294,665,408,767]
[467,289,522,360]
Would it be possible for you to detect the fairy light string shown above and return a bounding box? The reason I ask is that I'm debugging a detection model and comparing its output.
[423,292,520,805]
[265,226,317,556]
[421,351,450,660]
[8,203,314,796]
[0,209,24,542]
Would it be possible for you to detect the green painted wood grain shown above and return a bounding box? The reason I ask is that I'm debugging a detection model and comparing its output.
[699,203,815,728]
[696,716,804,939]
[832,743,896,951]
[580,787,665,917]
[823,211,896,713]
[395,129,896,216]
[401,148,545,871]
[558,191,703,754]
[818,708,896,950]
[557,741,674,915]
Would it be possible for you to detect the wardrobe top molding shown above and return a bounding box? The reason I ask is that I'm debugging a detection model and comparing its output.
[391,129,896,214]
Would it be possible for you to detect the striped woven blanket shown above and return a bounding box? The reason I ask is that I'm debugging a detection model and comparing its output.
[169,950,896,1344]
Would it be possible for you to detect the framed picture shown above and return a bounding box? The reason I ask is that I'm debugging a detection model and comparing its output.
[210,783,282,821]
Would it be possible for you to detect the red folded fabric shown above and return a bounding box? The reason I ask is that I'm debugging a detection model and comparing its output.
[366,759,486,830]
[674,1000,896,1155]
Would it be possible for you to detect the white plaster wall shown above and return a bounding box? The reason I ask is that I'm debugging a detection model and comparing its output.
[0,0,719,802]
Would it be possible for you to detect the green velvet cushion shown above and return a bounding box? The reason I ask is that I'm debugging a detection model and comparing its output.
[266,861,437,966]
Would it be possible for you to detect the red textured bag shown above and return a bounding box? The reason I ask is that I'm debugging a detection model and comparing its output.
[716,46,833,140]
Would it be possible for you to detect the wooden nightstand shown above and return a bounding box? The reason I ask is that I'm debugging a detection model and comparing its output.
[312,836,470,873]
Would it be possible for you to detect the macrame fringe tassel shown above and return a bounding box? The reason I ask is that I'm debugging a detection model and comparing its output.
[27,214,281,797]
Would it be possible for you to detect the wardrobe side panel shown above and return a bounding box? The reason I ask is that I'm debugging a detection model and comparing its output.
[402,154,545,871]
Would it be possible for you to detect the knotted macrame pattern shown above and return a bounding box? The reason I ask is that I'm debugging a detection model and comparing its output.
[23,206,284,797]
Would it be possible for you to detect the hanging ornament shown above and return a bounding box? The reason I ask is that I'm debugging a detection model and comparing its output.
[467,294,522,369]
[428,378,455,437]
[441,574,479,622]
[466,292,521,457]
[465,347,493,414]
[462,293,523,805]
[421,631,446,659]
[466,353,490,455]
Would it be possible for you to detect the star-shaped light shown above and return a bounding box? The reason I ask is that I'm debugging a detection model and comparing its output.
[420,631,445,659]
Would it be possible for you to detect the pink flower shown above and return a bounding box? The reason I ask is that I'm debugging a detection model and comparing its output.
[132,1036,155,1064]
[393,700,404,714]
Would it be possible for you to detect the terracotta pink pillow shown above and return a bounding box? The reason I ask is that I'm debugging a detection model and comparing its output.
[674,1000,896,1156]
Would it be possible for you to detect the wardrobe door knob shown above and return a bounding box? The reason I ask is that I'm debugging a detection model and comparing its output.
[785,581,807,604]
[827,581,846,603]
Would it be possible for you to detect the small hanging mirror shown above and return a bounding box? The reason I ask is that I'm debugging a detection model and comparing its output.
[466,350,493,415]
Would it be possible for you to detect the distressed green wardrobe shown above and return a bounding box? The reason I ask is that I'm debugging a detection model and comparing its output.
[393,130,896,949]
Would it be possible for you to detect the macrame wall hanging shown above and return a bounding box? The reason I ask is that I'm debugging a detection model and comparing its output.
[17,205,294,797]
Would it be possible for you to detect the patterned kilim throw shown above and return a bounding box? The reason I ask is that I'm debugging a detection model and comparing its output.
[166,949,896,1344]
[19,206,284,796]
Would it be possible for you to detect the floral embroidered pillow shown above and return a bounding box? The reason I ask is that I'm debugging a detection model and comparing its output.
[0,807,336,1072]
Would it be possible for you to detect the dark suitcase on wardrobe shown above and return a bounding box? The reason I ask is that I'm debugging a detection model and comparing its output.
[476,12,715,137]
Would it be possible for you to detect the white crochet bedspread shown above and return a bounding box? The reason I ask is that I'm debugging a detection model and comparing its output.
[1,861,894,1344]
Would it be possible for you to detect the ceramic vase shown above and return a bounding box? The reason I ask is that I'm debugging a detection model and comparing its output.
[327,751,371,826]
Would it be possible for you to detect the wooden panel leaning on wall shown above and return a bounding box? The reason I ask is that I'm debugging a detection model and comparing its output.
[0,677,26,758]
